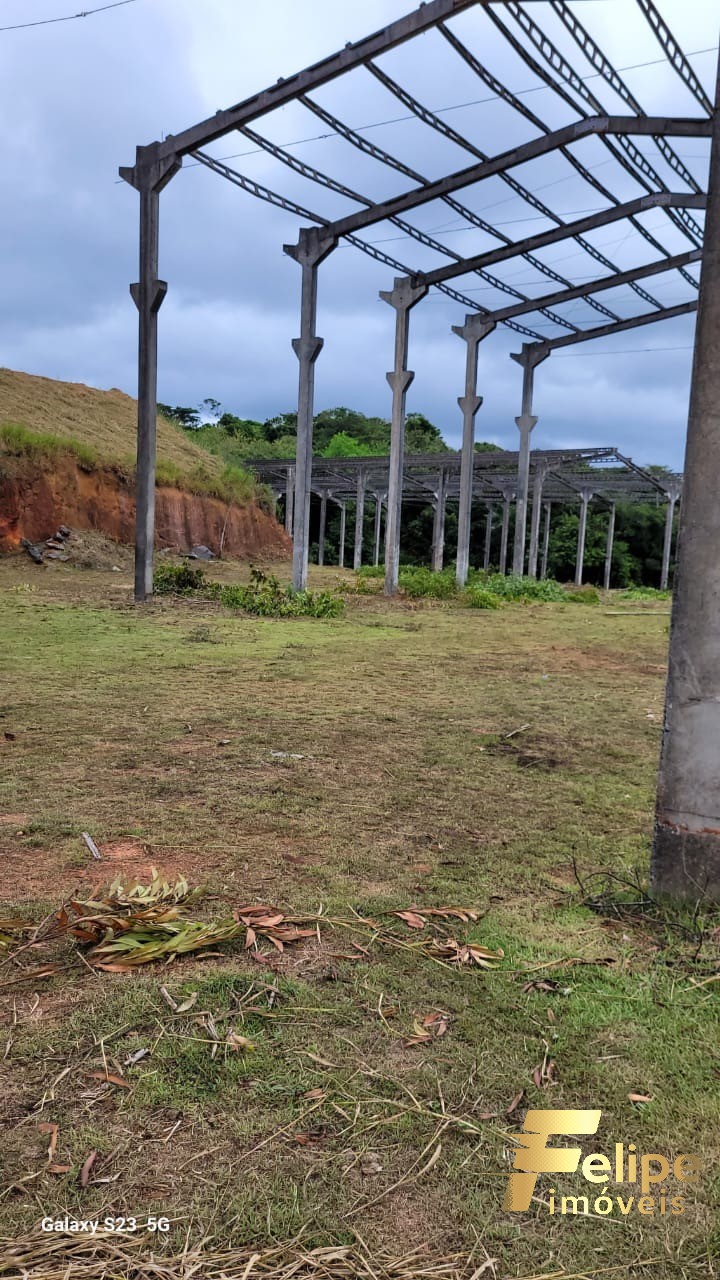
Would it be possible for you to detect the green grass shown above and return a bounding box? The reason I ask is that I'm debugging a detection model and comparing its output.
[0,422,260,506]
[0,560,716,1274]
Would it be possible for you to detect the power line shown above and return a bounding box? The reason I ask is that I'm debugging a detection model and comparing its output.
[554,344,694,358]
[0,0,137,33]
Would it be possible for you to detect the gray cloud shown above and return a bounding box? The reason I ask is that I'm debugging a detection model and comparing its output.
[0,0,715,468]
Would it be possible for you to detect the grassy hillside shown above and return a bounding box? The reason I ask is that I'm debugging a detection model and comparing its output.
[0,368,220,472]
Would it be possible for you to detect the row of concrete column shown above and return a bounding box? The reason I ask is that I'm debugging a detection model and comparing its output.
[283,471,679,589]
[283,240,680,596]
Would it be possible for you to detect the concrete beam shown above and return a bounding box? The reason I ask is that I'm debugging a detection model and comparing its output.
[285,465,295,537]
[499,487,515,575]
[322,124,708,242]
[527,460,549,578]
[317,491,328,566]
[483,505,493,570]
[336,499,347,568]
[373,493,386,567]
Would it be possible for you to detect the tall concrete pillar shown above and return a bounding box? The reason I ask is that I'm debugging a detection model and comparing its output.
[317,491,328,567]
[431,470,447,572]
[540,501,552,580]
[575,487,594,587]
[354,469,367,571]
[483,505,493,571]
[337,500,346,569]
[653,50,720,901]
[527,461,549,579]
[499,488,514,576]
[284,466,295,537]
[603,503,616,591]
[380,276,428,595]
[452,315,496,586]
[660,485,681,591]
[122,151,180,602]
[284,227,337,592]
[510,344,550,577]
[373,494,385,567]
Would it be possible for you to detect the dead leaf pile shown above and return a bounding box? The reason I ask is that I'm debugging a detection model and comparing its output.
[427,939,504,968]
[405,1011,450,1046]
[391,906,480,930]
[233,904,316,953]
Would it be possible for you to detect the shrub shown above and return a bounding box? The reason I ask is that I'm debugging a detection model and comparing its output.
[483,573,566,603]
[463,585,502,609]
[152,565,343,619]
[621,586,671,601]
[564,585,600,604]
[356,565,385,579]
[398,567,457,599]
[153,562,210,596]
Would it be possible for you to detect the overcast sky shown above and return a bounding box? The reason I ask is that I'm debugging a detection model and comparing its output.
[0,0,717,467]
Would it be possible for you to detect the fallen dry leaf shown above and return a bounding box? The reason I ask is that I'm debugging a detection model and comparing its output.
[86,1071,130,1089]
[38,1123,58,1164]
[628,1091,653,1104]
[506,1090,525,1116]
[79,1151,97,1188]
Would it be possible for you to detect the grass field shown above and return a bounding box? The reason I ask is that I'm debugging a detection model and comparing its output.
[0,555,717,1279]
[0,368,219,473]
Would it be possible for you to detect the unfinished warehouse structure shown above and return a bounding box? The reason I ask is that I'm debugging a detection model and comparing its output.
[121,0,719,899]
[252,447,681,590]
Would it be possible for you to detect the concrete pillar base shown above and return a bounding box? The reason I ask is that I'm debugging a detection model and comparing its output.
[651,823,720,902]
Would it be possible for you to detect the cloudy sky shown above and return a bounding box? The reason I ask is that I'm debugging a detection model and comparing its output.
[0,0,717,467]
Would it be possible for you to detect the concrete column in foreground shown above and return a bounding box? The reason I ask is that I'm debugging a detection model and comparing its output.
[653,50,720,902]
[660,484,681,591]
[123,151,180,602]
[452,315,496,586]
[603,502,616,591]
[373,493,386,567]
[380,276,428,594]
[284,226,337,591]
[337,500,346,568]
[499,487,515,576]
[527,461,549,579]
[354,469,367,570]
[431,469,447,572]
[483,505,493,570]
[284,466,295,537]
[510,344,550,577]
[540,501,552,580]
[575,486,594,587]
[317,491,328,567]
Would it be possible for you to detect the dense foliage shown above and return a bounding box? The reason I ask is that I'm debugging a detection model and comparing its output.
[158,397,676,588]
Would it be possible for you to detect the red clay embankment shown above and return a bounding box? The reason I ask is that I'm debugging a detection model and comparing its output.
[0,455,291,560]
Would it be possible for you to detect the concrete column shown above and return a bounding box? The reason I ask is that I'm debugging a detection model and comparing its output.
[660,486,681,591]
[575,487,594,587]
[510,344,550,577]
[483,505,493,570]
[653,49,720,901]
[337,500,346,569]
[452,315,496,586]
[431,469,447,572]
[603,503,616,591]
[540,501,552,580]
[499,489,514,576]
[317,491,328,567]
[373,493,385,567]
[284,466,295,537]
[284,227,337,592]
[125,153,179,602]
[354,470,367,571]
[527,461,549,579]
[380,276,428,595]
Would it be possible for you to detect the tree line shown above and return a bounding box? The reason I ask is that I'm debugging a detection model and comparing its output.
[159,399,675,586]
